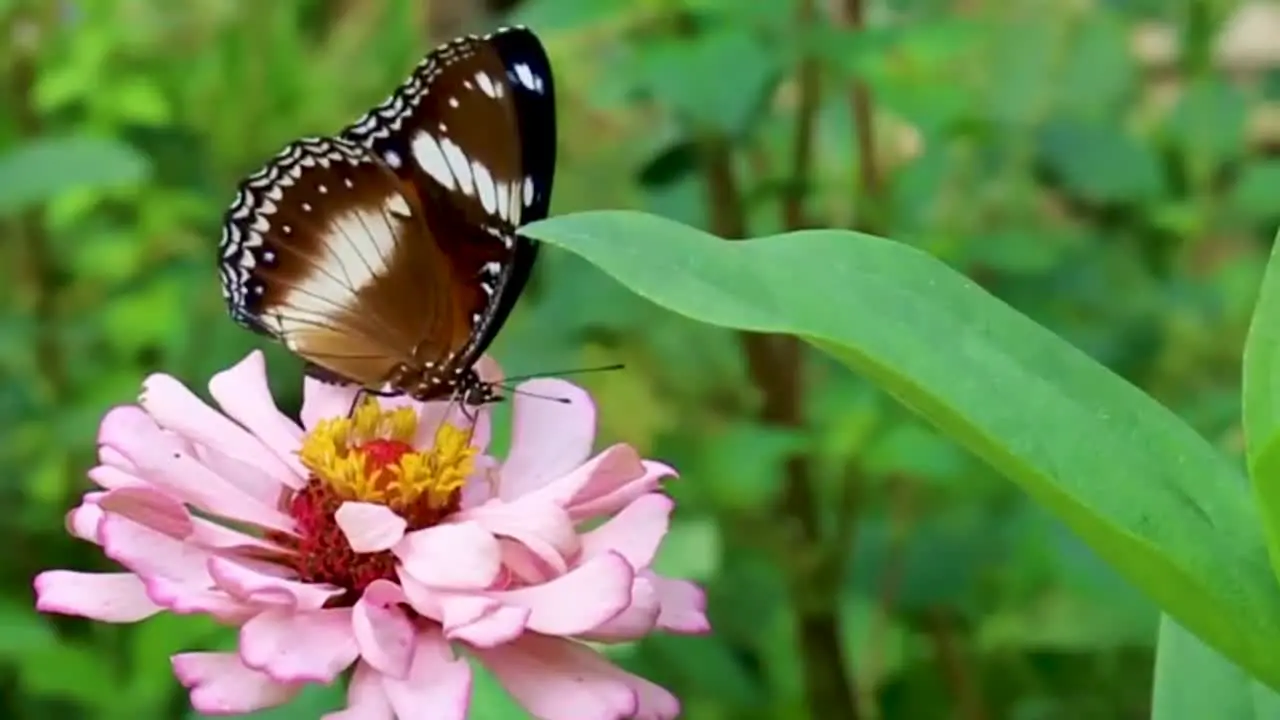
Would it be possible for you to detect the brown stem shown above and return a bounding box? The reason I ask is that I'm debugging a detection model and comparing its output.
[831,0,883,233]
[927,611,988,720]
[7,11,65,403]
[698,0,859,713]
[859,476,913,704]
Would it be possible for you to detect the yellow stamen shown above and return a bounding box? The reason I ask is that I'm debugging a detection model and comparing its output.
[297,398,477,515]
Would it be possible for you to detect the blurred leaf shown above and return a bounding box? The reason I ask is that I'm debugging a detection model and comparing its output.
[695,423,805,511]
[1057,11,1134,118]
[1230,161,1280,223]
[1152,616,1280,720]
[1038,119,1165,204]
[861,420,971,482]
[523,210,1280,689]
[510,0,632,30]
[0,136,149,216]
[1244,230,1280,582]
[1165,76,1248,177]
[629,30,779,138]
[652,517,721,581]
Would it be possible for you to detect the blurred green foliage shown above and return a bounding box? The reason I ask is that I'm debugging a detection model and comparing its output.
[0,0,1270,717]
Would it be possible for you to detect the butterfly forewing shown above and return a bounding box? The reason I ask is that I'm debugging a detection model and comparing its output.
[342,26,556,366]
[219,137,466,386]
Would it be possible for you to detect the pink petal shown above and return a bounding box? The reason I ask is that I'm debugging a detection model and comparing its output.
[34,571,161,622]
[460,499,577,574]
[98,512,214,585]
[380,629,472,720]
[189,516,287,555]
[650,575,711,634]
[565,454,676,522]
[66,498,105,543]
[301,376,360,432]
[195,444,296,507]
[499,379,595,500]
[336,502,407,553]
[394,521,501,590]
[578,575,661,642]
[172,651,301,715]
[519,444,653,519]
[97,436,137,472]
[475,635,653,720]
[488,551,633,636]
[323,661,394,720]
[140,373,297,497]
[99,408,295,532]
[445,603,530,648]
[208,556,341,610]
[395,573,529,649]
[207,350,308,480]
[352,580,415,678]
[239,607,359,683]
[87,464,145,490]
[143,578,257,624]
[580,493,673,569]
[97,487,194,539]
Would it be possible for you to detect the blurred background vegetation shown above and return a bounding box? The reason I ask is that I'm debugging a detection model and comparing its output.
[0,0,1270,717]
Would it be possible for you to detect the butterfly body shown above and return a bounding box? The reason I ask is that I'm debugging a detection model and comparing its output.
[218,27,555,405]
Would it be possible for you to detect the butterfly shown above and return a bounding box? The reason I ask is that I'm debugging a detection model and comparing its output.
[217,26,555,408]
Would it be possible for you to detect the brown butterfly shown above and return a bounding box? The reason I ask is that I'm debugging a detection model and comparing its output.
[217,26,555,407]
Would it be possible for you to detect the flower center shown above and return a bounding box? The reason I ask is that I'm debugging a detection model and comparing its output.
[267,399,477,602]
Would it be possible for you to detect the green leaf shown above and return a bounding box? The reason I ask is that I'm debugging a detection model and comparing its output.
[1038,119,1165,204]
[0,136,149,216]
[1152,615,1280,720]
[521,210,1280,688]
[629,30,779,138]
[1244,231,1280,582]
[1230,161,1280,223]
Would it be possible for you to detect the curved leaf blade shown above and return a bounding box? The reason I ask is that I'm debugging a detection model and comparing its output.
[521,210,1280,688]
[1243,230,1280,583]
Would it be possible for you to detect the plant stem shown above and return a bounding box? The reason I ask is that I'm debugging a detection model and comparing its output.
[831,0,883,234]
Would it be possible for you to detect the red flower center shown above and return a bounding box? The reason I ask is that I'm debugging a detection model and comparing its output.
[266,403,478,605]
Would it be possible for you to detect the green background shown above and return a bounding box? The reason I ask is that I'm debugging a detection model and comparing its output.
[0,0,1270,717]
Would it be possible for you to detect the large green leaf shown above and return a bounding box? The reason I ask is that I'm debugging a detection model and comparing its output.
[520,210,1280,688]
[1152,615,1280,720]
[1246,232,1280,586]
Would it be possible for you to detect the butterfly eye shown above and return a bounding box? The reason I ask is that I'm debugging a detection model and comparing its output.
[218,26,555,408]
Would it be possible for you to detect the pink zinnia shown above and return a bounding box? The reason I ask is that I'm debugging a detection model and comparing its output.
[34,350,708,719]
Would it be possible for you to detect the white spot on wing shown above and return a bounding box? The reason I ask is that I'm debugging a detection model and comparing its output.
[440,140,474,196]
[472,161,497,215]
[495,181,510,221]
[411,132,455,191]
[476,72,496,98]
[514,63,537,90]
[523,177,534,206]
[387,194,412,217]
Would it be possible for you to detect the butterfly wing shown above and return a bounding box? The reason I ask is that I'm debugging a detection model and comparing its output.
[342,25,556,371]
[218,137,471,386]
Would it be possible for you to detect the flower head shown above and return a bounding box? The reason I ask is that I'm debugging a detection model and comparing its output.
[35,350,708,719]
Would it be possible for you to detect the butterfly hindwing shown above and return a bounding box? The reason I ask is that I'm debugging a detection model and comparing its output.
[219,137,469,386]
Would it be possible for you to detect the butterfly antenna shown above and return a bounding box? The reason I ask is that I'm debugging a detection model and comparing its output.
[501,363,626,384]
[498,385,574,404]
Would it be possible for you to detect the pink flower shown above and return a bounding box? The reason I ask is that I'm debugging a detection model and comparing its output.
[35,350,708,719]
